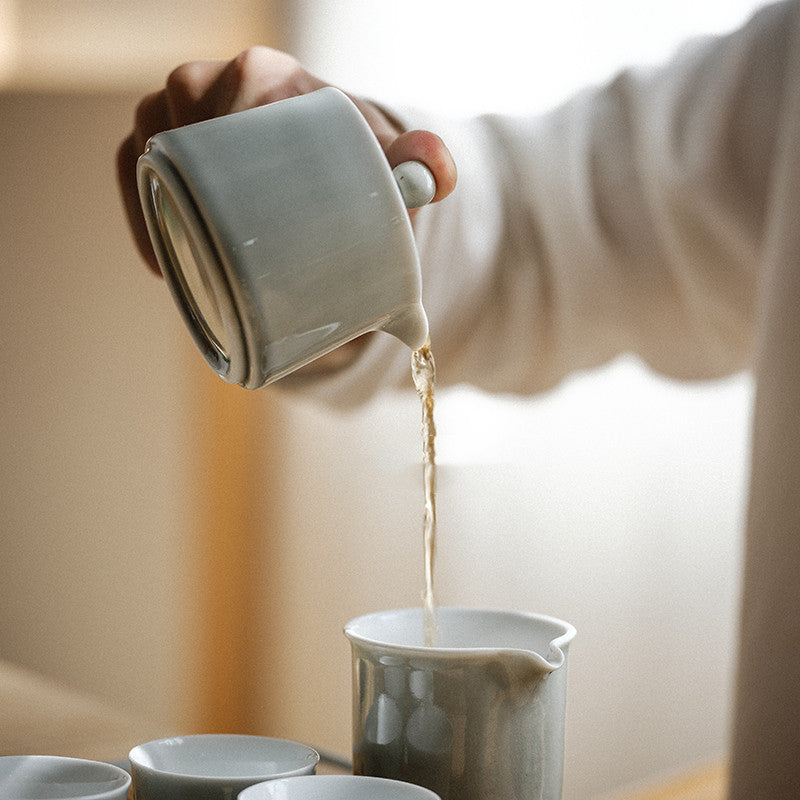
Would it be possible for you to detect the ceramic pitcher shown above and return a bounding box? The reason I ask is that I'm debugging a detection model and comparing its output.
[344,607,576,800]
[137,87,434,389]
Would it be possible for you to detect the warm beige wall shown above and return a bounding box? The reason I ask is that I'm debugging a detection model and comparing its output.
[1,0,279,90]
[0,90,192,733]
[0,0,288,746]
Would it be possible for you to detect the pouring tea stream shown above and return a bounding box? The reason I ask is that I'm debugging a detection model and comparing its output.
[136,86,577,800]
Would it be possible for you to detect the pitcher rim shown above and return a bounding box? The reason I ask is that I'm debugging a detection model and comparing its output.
[344,606,576,668]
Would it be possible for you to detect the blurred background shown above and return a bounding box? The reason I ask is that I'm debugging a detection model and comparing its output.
[0,1,764,798]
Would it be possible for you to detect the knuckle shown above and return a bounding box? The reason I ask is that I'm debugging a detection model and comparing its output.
[165,61,199,102]
[133,90,167,147]
[229,47,314,104]
[228,46,279,84]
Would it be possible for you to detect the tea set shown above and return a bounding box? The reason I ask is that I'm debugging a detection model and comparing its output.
[0,607,574,799]
[0,90,577,799]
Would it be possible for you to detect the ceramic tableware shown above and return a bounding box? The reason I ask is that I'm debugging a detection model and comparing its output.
[128,734,319,800]
[137,87,434,390]
[238,774,441,800]
[0,755,131,799]
[344,607,576,800]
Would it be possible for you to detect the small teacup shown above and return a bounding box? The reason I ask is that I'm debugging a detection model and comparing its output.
[128,734,319,800]
[0,755,131,799]
[238,775,441,800]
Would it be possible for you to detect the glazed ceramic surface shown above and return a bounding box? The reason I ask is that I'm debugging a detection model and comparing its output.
[137,87,429,389]
[344,607,576,800]
[0,755,131,799]
[128,735,318,800]
[238,775,441,800]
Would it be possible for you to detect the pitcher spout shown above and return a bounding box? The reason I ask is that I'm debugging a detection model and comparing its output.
[481,612,575,686]
[379,302,429,350]
[496,645,564,678]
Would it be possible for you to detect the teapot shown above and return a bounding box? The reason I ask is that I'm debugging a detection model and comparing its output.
[137,87,434,389]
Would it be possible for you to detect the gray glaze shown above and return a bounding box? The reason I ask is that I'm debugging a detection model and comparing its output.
[128,735,318,800]
[136,88,430,390]
[345,607,576,800]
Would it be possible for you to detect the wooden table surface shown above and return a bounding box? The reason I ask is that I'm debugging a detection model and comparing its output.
[602,762,727,800]
[317,754,727,800]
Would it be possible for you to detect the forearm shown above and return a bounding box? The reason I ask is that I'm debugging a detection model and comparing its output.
[282,2,794,409]
[413,5,790,394]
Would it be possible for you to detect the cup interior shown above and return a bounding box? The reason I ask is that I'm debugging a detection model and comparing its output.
[0,755,131,799]
[239,775,441,800]
[345,606,576,654]
[129,735,319,780]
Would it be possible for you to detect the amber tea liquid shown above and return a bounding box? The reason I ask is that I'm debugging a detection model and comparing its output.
[411,341,437,646]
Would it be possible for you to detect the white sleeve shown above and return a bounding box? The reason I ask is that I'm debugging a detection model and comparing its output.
[279,0,792,407]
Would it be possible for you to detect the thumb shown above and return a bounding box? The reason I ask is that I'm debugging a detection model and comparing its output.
[385,129,457,204]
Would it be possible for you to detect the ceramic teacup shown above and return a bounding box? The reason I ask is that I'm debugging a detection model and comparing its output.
[238,775,441,800]
[0,755,131,799]
[128,734,319,800]
[137,86,432,390]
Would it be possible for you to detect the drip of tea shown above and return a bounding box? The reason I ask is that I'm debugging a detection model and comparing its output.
[411,341,437,646]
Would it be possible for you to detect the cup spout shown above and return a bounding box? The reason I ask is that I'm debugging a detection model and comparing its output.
[495,642,569,684]
[380,302,429,350]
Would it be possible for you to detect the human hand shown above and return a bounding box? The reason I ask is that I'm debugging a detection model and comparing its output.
[117,46,458,275]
